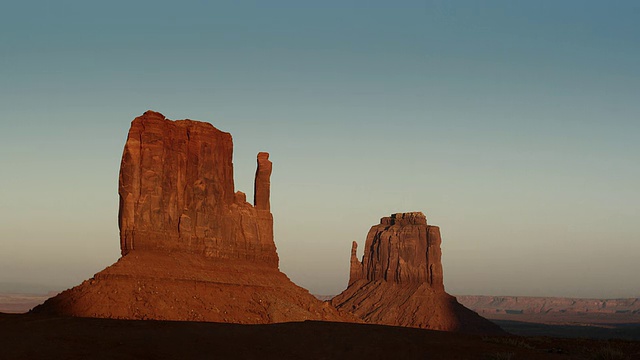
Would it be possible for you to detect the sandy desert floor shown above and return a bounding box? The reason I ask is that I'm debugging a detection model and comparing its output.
[2,313,640,359]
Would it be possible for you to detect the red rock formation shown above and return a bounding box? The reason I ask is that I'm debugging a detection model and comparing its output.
[254,152,271,211]
[118,111,277,267]
[332,212,504,334]
[349,212,444,288]
[348,241,361,287]
[33,111,353,324]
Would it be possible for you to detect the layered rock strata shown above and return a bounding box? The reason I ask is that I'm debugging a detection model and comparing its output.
[33,111,351,323]
[332,212,504,334]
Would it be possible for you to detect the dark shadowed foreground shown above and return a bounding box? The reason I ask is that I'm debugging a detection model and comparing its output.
[2,313,640,360]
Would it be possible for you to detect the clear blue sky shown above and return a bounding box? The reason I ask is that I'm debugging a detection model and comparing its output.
[1,1,639,297]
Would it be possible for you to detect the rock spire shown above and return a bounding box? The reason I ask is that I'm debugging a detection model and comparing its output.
[254,152,272,211]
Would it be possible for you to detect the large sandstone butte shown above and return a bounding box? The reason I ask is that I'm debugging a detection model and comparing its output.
[332,212,504,334]
[33,111,350,323]
[118,112,277,266]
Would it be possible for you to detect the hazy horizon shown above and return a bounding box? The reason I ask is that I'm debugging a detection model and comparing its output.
[1,1,639,299]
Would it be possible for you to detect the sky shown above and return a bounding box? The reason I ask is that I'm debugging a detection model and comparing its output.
[1,1,639,298]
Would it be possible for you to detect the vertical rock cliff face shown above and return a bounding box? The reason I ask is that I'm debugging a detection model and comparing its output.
[348,212,443,288]
[33,111,353,324]
[333,212,504,335]
[118,111,277,267]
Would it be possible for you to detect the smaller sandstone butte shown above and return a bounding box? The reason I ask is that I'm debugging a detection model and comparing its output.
[33,111,352,324]
[332,212,504,334]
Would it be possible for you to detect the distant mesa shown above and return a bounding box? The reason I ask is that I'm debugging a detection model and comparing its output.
[33,111,351,323]
[457,295,640,319]
[332,212,505,334]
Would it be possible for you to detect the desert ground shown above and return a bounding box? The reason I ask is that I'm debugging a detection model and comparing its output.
[2,311,640,360]
[4,292,640,358]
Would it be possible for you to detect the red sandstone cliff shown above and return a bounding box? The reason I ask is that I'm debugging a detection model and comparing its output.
[348,212,444,288]
[118,112,277,266]
[332,212,504,334]
[33,111,352,323]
